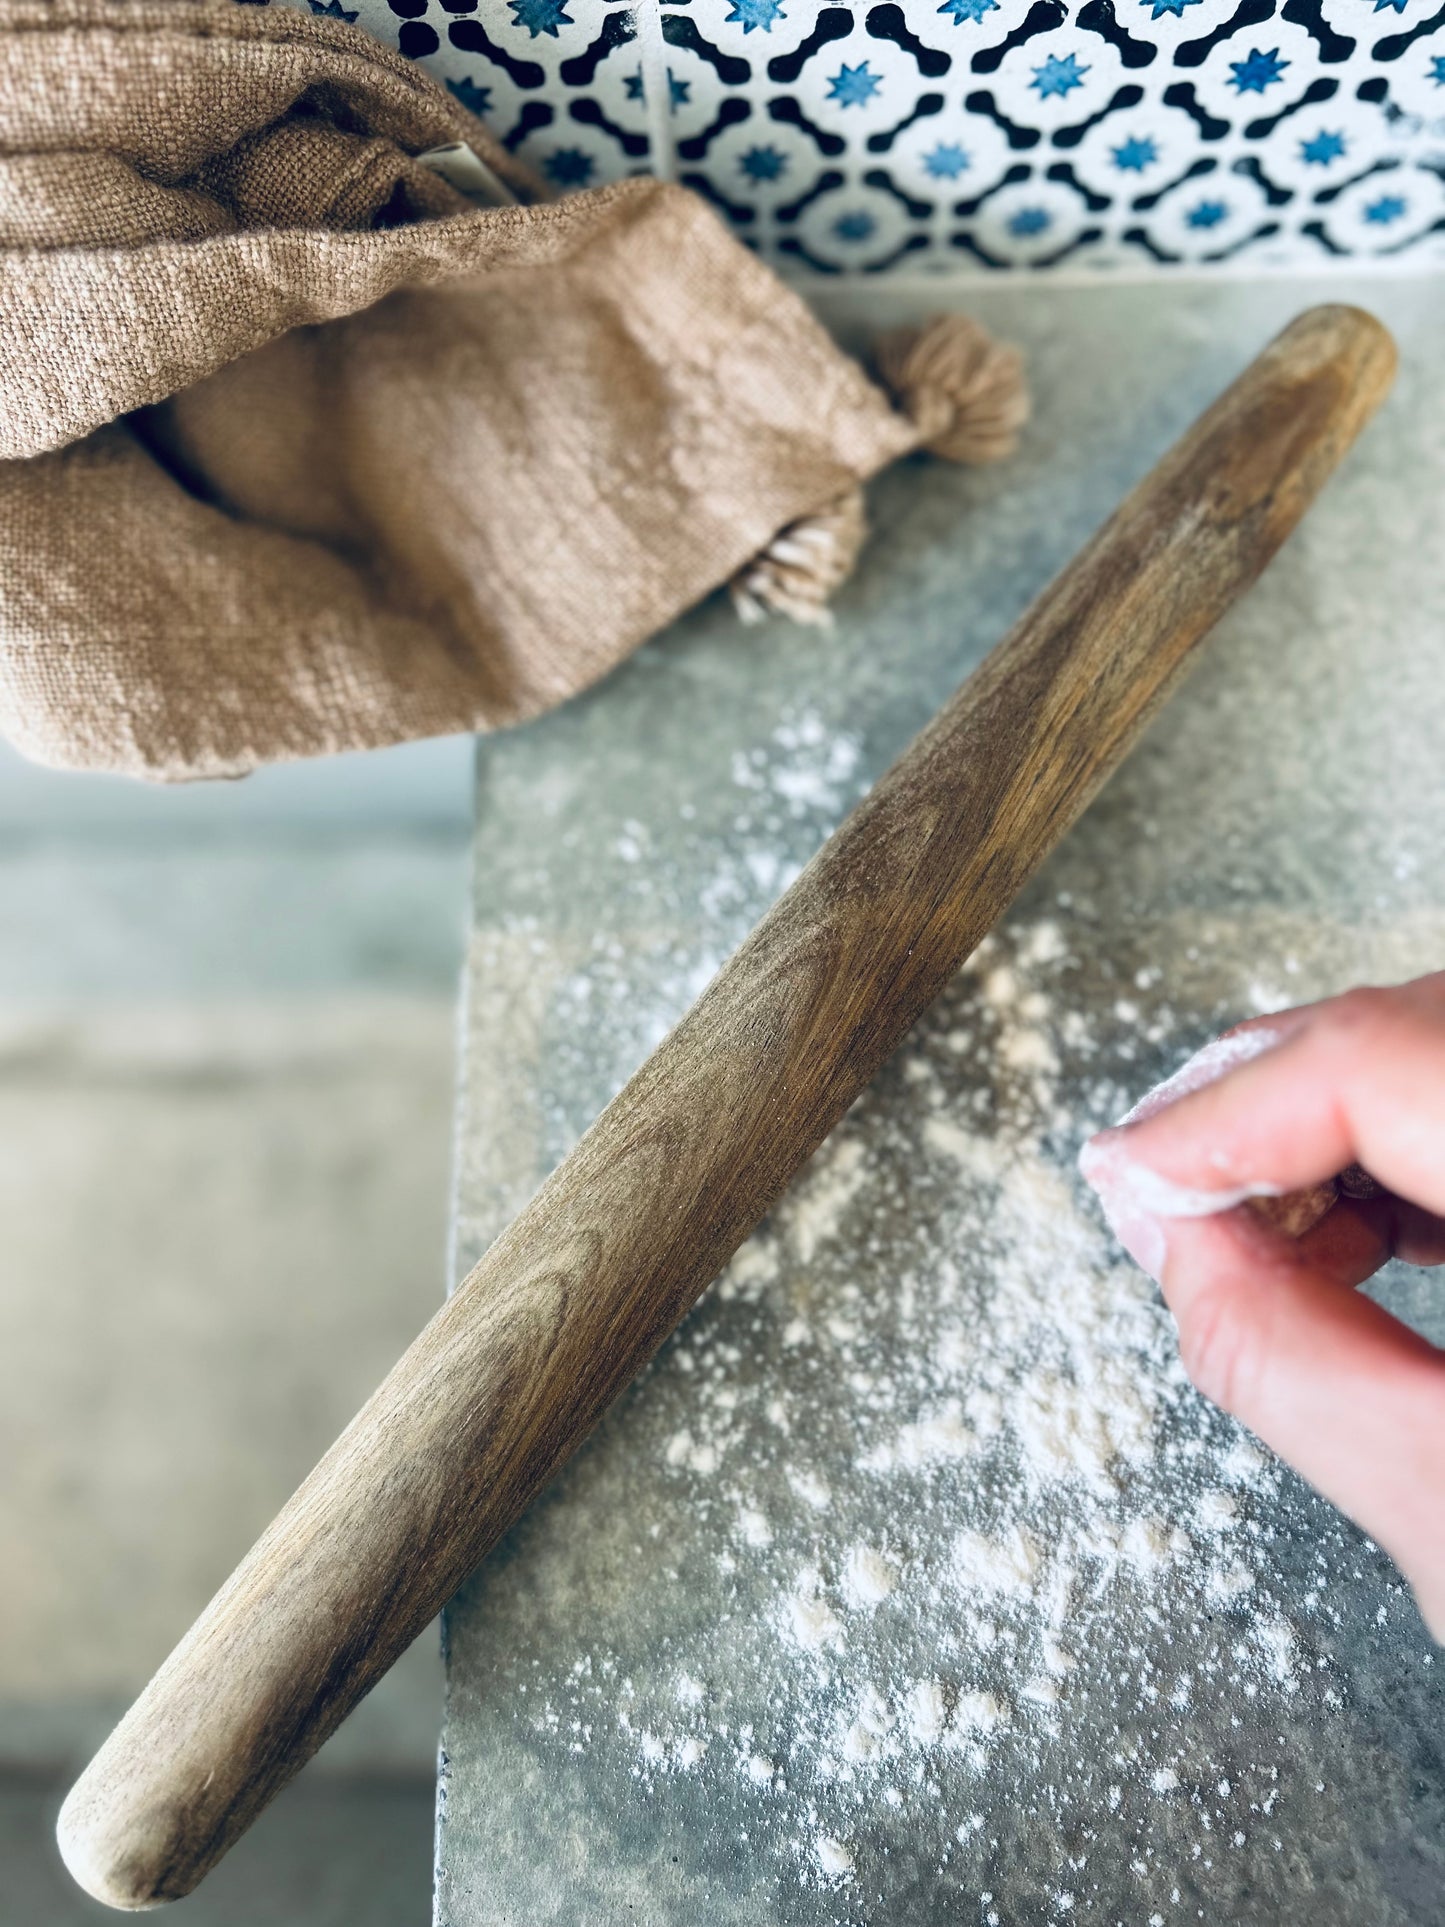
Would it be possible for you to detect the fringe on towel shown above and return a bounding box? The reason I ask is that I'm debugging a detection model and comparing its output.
[730,486,868,629]
[730,313,1029,627]
[875,312,1031,466]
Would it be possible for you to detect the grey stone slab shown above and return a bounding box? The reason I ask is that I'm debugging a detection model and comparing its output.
[0,732,475,838]
[2,1769,434,1927]
[441,276,1445,1926]
[0,1000,450,1778]
[0,734,475,998]
[0,845,472,999]
[0,684,473,1829]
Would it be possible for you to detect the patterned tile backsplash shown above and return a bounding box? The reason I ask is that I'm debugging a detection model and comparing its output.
[283,0,1445,269]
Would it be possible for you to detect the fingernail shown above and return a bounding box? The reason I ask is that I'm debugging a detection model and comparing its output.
[1078,1138,1169,1283]
[1105,1200,1169,1284]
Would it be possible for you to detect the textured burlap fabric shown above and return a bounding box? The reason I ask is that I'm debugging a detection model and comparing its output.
[0,0,928,780]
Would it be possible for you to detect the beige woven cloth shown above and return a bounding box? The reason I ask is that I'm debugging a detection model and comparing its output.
[0,0,1021,780]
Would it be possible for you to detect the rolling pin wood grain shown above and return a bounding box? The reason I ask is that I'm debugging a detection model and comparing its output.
[59,304,1395,1910]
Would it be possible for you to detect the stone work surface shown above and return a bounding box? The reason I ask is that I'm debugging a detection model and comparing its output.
[0,736,473,1921]
[442,276,1445,1925]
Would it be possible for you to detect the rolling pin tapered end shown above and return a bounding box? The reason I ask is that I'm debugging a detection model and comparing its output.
[57,1788,166,1913]
[1301,300,1397,391]
[1270,302,1397,433]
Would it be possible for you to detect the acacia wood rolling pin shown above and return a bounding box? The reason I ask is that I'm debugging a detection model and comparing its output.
[60,303,1395,1910]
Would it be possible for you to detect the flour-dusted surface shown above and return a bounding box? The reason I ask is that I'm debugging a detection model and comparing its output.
[440,277,1445,1926]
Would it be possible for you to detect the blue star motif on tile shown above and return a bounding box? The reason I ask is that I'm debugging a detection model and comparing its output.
[1432,53,1445,84]
[726,0,787,30]
[446,77,493,117]
[827,61,883,107]
[937,0,999,22]
[508,0,574,37]
[1142,0,1201,17]
[739,144,788,182]
[626,67,690,107]
[1370,0,1409,12]
[1364,192,1407,223]
[1112,134,1158,171]
[1008,206,1052,236]
[1031,53,1089,99]
[1229,46,1289,93]
[308,0,358,19]
[545,147,595,188]
[924,141,971,179]
[1299,129,1346,165]
[1186,198,1228,228]
[834,210,877,242]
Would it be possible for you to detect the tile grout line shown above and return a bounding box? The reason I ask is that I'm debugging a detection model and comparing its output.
[632,0,677,182]
[779,251,1445,294]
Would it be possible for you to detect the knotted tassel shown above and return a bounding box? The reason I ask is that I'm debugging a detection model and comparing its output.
[729,486,867,628]
[728,313,1027,627]
[874,312,1029,464]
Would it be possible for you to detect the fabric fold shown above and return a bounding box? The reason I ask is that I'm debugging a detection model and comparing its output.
[0,0,957,779]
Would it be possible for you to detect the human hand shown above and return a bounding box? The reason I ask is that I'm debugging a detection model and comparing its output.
[1079,974,1445,1640]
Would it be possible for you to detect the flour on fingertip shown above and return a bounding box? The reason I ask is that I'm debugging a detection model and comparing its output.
[1115,1025,1286,1129]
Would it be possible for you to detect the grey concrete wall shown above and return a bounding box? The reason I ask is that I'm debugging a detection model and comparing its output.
[0,734,476,1923]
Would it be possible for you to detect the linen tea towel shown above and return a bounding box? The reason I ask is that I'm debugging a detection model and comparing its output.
[0,0,1026,779]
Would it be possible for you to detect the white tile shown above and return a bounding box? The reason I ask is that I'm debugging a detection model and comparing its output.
[274,0,1445,269]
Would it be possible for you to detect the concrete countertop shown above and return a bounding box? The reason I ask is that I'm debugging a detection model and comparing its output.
[439,274,1445,1926]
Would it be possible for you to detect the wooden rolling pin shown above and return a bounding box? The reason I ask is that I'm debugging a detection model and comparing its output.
[59,304,1394,1910]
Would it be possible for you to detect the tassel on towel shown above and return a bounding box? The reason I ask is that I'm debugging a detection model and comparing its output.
[730,313,1028,628]
[730,486,867,629]
[874,312,1030,465]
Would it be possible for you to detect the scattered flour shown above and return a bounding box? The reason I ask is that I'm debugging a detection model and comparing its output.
[842,1543,900,1610]
[786,1570,843,1651]
[513,911,1384,1914]
[954,1524,1045,1598]
[904,1678,949,1744]
[815,1836,855,1879]
[955,1688,1008,1735]
[739,1508,773,1549]
[788,1138,870,1266]
[1207,1561,1256,1604]
[787,1468,831,1510]
[863,1402,974,1472]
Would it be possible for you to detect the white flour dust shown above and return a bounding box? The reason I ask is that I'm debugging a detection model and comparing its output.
[549,707,868,1091]
[497,733,1433,1920]
[662,921,1328,1900]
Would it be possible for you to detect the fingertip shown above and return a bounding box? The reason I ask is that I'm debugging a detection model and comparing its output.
[1078,1136,1169,1283]
[1079,1126,1279,1222]
[1077,1131,1108,1182]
